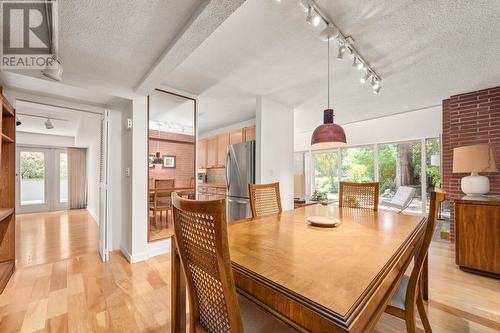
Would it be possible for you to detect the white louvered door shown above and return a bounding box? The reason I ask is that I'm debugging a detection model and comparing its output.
[98,110,110,262]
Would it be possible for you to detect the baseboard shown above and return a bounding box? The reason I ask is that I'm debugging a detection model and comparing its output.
[87,208,99,225]
[119,239,171,264]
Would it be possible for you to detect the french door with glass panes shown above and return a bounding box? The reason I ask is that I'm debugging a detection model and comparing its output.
[16,147,69,213]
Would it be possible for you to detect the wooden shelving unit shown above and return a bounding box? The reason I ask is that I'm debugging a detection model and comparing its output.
[0,87,15,293]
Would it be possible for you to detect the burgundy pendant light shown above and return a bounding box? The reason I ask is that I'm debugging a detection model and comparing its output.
[311,35,346,150]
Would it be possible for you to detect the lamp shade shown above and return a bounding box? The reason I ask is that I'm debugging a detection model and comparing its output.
[311,109,346,150]
[452,143,498,173]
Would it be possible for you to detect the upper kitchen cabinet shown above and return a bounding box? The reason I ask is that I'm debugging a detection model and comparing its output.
[198,139,208,168]
[229,129,244,144]
[217,133,230,167]
[206,136,218,168]
[243,125,256,142]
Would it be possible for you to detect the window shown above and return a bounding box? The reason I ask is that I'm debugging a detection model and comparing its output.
[378,141,422,213]
[341,146,374,182]
[313,151,340,199]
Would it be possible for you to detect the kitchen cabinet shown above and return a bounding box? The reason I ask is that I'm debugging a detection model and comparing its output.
[229,129,244,145]
[244,125,256,141]
[217,133,230,167]
[198,139,208,168]
[207,136,218,168]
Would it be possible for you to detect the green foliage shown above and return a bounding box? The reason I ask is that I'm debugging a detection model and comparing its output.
[378,145,396,193]
[20,152,44,179]
[341,147,374,182]
[311,190,328,202]
[314,153,339,193]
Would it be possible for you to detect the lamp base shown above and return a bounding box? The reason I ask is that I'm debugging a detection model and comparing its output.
[461,173,490,196]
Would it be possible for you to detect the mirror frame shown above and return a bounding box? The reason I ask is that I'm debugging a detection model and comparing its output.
[147,88,197,242]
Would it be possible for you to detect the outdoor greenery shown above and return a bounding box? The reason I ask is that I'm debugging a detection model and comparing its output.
[341,147,374,183]
[311,190,328,202]
[313,139,441,196]
[20,152,45,179]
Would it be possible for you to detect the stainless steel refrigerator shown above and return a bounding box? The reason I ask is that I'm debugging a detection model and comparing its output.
[226,140,255,222]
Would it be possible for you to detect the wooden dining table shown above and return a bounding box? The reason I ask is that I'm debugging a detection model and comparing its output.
[171,204,428,332]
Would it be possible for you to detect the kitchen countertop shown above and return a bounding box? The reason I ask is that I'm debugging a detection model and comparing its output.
[198,183,227,188]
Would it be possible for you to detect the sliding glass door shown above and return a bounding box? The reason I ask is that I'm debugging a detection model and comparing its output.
[16,147,69,213]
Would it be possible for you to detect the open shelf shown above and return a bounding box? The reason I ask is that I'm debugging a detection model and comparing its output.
[1,96,14,117]
[0,261,14,291]
[0,208,13,222]
[1,133,14,143]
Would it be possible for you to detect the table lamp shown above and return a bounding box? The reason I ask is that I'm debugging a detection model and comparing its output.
[453,143,498,196]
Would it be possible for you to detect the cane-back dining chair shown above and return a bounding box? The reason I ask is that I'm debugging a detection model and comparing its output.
[171,193,296,333]
[248,183,282,218]
[382,190,446,333]
[339,181,379,211]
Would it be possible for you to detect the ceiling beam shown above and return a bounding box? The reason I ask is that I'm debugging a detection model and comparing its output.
[135,0,246,95]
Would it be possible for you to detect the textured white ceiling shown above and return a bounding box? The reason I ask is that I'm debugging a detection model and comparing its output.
[163,0,500,133]
[58,0,202,89]
[16,100,82,137]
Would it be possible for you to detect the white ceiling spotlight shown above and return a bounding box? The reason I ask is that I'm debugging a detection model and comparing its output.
[296,0,382,94]
[337,42,346,59]
[45,118,54,130]
[42,57,64,82]
[360,70,372,84]
[305,6,321,27]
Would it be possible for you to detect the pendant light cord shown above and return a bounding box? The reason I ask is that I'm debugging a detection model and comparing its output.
[327,37,330,109]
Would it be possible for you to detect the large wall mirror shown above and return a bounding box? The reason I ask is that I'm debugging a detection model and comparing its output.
[148,89,196,242]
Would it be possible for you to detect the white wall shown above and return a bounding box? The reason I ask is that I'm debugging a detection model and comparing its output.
[256,97,294,211]
[123,96,171,262]
[294,106,442,151]
[17,132,75,147]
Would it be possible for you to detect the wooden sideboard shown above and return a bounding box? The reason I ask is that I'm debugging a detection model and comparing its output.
[455,196,500,278]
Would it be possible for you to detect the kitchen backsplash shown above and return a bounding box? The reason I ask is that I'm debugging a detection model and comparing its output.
[207,168,226,184]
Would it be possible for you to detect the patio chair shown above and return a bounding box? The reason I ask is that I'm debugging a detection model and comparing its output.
[381,186,416,213]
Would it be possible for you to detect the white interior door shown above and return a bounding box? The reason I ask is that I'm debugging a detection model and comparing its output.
[16,147,69,213]
[98,110,110,262]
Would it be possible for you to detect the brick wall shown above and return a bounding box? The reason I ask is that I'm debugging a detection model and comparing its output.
[442,86,500,240]
[149,131,195,187]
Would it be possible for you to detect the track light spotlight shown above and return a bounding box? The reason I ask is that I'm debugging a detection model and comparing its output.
[337,44,346,59]
[299,0,309,12]
[373,85,382,94]
[312,14,321,27]
[360,70,371,84]
[306,7,320,27]
[352,57,359,67]
[370,76,379,88]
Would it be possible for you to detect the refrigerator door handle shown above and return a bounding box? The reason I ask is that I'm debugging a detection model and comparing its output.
[226,151,231,192]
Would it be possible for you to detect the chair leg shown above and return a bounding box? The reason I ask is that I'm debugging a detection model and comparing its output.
[405,304,417,333]
[417,294,432,333]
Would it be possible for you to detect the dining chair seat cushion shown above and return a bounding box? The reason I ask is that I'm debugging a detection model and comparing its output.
[238,293,298,332]
[389,274,410,310]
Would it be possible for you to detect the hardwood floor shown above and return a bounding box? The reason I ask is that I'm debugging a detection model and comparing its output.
[2,210,499,332]
[16,210,99,267]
